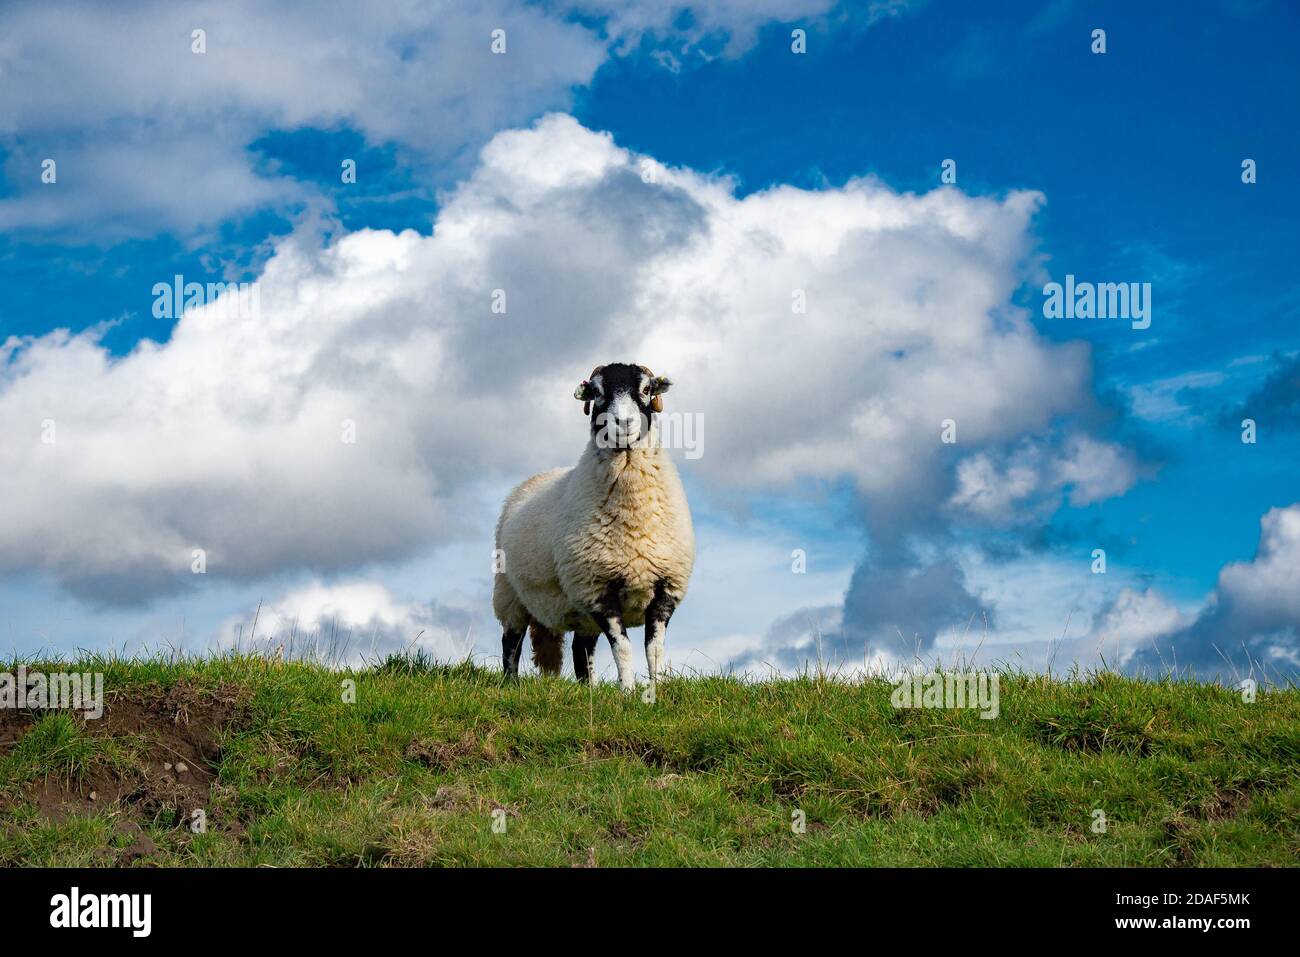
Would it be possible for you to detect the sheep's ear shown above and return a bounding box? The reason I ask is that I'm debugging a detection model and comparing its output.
[649,375,671,413]
[575,380,597,415]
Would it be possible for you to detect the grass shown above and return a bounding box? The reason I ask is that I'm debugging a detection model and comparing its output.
[1,652,1297,867]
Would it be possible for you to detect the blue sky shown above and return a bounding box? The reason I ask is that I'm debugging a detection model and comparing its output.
[1,0,1297,682]
[575,0,1300,593]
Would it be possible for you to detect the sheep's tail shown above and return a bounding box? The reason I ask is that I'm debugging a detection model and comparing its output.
[529,622,564,676]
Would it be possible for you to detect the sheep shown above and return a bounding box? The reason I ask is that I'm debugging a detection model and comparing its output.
[493,362,695,693]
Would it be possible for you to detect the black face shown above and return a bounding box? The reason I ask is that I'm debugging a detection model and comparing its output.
[583,362,655,444]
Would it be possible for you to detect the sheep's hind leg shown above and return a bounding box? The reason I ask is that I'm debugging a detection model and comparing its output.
[494,572,530,679]
[501,626,526,679]
[592,579,636,693]
[644,580,677,698]
[572,629,600,685]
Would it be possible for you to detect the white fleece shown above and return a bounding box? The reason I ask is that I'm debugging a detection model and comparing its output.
[493,435,695,655]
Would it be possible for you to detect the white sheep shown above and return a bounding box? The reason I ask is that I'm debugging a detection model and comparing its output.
[493,362,695,692]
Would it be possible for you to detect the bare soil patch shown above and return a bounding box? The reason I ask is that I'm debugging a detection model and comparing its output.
[0,680,250,861]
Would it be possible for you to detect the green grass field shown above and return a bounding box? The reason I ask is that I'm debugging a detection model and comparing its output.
[2,654,1297,866]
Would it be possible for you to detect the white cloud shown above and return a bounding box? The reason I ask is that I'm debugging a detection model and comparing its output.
[947,434,1139,523]
[0,114,1123,630]
[0,0,613,235]
[0,0,900,237]
[213,580,475,665]
[1082,587,1185,666]
[1125,369,1225,423]
[701,551,1189,678]
[1216,504,1300,622]
[1053,435,1140,507]
[0,125,311,239]
[949,447,1044,519]
[1127,503,1300,682]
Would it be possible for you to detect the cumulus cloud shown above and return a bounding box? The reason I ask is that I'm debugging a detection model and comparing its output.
[718,603,844,675]
[0,0,615,235]
[948,435,1139,522]
[838,559,985,659]
[1082,587,1185,666]
[729,554,1189,679]
[1127,503,1300,683]
[0,0,906,237]
[214,580,476,665]
[0,113,1130,674]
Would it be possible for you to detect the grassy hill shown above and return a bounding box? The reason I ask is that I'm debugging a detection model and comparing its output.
[2,654,1297,866]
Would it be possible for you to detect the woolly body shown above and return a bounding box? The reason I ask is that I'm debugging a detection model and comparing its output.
[494,441,695,636]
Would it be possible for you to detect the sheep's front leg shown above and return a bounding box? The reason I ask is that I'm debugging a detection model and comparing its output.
[644,580,677,696]
[592,579,636,692]
[572,630,600,685]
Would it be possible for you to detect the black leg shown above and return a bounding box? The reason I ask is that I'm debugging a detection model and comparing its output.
[644,580,678,687]
[572,632,599,683]
[502,626,526,678]
[590,578,635,691]
[589,577,624,641]
[645,580,678,631]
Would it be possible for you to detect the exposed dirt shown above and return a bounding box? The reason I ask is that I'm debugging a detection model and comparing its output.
[404,728,507,770]
[116,821,160,865]
[588,737,674,768]
[0,680,251,862]
[1199,784,1257,821]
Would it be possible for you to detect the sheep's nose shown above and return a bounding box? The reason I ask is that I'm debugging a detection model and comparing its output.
[617,413,637,431]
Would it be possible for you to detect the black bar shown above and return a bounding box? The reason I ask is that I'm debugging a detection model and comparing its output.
[2,867,1284,943]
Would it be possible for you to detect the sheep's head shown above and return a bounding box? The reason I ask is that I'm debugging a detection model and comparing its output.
[574,362,672,448]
